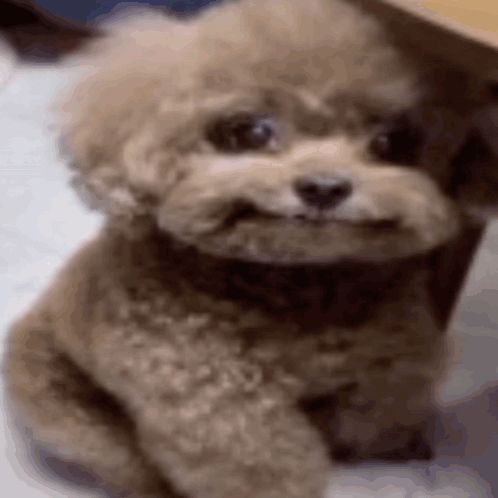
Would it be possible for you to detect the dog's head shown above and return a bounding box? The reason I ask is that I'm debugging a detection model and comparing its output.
[62,0,495,264]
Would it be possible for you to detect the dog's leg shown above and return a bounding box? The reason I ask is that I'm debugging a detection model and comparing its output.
[135,392,332,498]
[4,306,181,498]
[330,373,436,463]
[79,313,334,498]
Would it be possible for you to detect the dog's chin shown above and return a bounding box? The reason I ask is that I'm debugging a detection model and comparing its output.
[166,211,455,265]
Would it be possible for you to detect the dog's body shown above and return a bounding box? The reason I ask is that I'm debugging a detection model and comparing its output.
[4,1,497,497]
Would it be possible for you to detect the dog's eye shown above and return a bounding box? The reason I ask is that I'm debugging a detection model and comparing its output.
[207,113,278,153]
[369,118,423,165]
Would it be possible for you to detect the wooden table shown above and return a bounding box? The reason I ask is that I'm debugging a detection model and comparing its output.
[407,0,498,41]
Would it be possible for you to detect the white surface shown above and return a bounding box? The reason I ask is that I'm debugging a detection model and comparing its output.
[1,64,498,497]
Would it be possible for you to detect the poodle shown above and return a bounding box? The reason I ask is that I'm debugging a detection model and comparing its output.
[4,0,497,497]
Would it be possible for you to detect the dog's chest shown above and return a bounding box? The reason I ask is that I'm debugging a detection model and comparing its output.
[119,278,429,395]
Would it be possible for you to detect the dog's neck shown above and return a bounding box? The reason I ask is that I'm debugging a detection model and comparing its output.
[105,224,429,328]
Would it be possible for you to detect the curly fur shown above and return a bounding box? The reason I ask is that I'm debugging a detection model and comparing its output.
[4,1,498,497]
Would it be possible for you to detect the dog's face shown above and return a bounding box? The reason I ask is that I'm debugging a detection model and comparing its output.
[63,0,491,264]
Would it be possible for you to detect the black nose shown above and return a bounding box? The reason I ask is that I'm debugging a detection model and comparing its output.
[294,175,353,209]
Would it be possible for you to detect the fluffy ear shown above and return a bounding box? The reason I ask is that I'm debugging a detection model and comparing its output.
[58,11,184,223]
[452,98,498,220]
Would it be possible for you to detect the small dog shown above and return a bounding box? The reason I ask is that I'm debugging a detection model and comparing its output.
[4,1,498,497]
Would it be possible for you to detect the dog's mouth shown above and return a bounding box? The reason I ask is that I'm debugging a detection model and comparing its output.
[221,201,401,231]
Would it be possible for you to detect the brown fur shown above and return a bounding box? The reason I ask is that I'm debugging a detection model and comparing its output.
[4,1,498,497]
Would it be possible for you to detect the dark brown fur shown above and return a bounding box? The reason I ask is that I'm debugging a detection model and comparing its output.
[0,0,95,60]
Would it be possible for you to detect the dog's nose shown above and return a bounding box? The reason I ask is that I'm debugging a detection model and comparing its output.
[293,175,353,209]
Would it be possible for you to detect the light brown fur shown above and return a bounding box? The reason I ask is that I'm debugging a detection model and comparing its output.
[4,1,498,497]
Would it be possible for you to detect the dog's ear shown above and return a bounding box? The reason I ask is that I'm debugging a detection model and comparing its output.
[59,12,187,223]
[452,86,498,220]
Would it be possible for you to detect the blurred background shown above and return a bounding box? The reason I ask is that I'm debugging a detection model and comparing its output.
[34,0,221,21]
